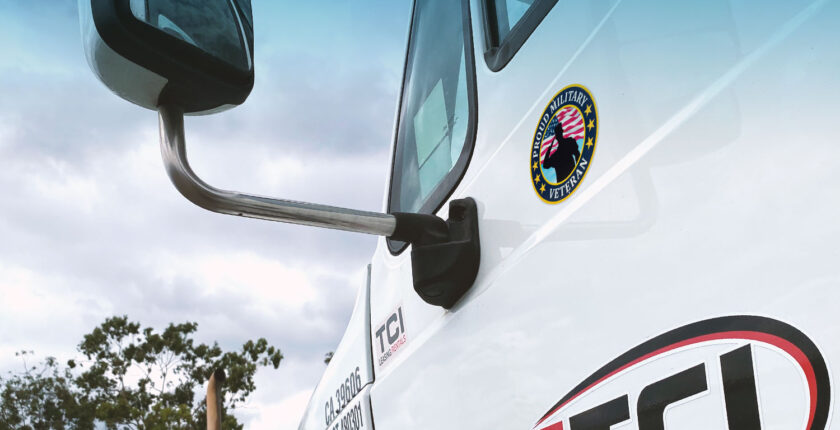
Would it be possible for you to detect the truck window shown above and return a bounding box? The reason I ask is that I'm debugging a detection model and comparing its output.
[388,0,477,252]
[487,0,533,42]
[483,0,557,71]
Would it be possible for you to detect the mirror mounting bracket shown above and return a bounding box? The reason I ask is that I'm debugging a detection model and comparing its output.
[401,198,481,309]
[158,104,480,308]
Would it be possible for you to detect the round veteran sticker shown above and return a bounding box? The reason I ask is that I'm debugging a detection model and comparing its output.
[530,84,597,203]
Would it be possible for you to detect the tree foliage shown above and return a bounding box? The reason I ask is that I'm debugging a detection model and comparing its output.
[0,316,283,430]
[0,351,94,429]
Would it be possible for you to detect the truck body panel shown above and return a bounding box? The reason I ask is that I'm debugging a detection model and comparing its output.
[302,0,840,428]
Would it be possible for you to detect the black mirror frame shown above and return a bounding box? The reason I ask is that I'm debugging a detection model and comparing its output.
[481,0,557,72]
[90,0,254,113]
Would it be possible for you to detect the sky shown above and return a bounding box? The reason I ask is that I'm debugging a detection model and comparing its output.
[0,0,411,427]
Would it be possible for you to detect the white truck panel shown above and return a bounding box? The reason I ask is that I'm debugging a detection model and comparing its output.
[303,0,840,428]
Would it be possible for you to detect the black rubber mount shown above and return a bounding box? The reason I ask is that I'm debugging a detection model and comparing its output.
[390,197,480,309]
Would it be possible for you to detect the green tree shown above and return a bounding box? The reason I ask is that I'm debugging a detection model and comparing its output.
[0,316,283,430]
[0,351,94,429]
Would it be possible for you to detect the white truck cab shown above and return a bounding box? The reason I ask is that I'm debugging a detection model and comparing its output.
[79,0,839,429]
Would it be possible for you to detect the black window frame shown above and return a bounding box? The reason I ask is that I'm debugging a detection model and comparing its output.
[386,0,479,255]
[481,0,557,71]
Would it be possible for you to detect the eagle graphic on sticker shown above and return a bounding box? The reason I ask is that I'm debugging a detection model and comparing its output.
[530,84,597,203]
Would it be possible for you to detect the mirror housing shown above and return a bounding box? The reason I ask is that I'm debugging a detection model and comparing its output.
[79,1,482,308]
[79,0,254,114]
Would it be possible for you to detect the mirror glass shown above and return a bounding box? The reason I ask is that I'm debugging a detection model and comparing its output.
[129,0,252,72]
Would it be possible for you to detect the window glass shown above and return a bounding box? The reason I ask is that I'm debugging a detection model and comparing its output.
[490,0,535,42]
[390,0,475,215]
[483,0,555,71]
[130,0,250,71]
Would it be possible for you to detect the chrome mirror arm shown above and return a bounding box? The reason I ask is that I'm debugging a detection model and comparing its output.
[158,104,398,236]
[158,104,481,309]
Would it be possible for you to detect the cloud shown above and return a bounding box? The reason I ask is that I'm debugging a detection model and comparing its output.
[0,0,412,426]
[245,388,315,430]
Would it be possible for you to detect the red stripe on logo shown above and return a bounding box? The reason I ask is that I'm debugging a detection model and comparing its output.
[543,420,564,430]
[535,331,818,429]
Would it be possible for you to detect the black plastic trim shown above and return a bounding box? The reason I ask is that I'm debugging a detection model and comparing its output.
[482,0,557,72]
[409,198,481,309]
[90,0,254,113]
[390,212,450,246]
[387,0,479,255]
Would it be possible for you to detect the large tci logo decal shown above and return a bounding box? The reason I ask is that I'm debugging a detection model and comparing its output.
[534,316,831,430]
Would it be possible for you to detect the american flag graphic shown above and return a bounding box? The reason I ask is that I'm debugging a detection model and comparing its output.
[540,106,585,162]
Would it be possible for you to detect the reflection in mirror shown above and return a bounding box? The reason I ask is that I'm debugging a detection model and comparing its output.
[129,0,252,71]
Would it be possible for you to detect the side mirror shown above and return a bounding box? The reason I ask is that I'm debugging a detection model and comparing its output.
[79,0,254,114]
[78,0,481,309]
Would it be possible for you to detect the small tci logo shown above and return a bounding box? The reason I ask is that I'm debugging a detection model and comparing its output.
[534,316,830,430]
[374,305,407,367]
[530,84,597,203]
